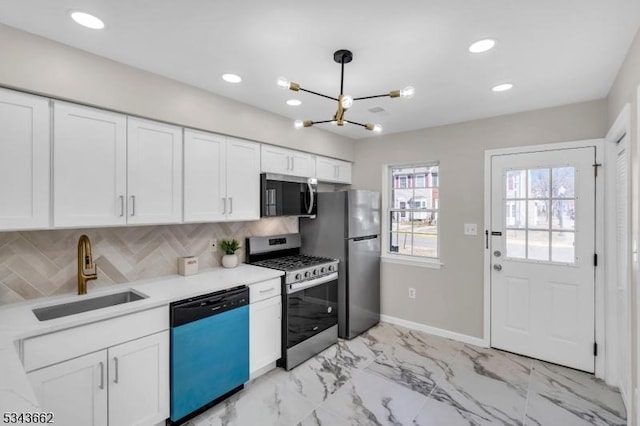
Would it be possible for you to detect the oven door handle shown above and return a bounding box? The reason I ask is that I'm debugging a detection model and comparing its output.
[287,272,338,294]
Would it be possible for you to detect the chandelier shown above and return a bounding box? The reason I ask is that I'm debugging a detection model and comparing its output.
[278,49,414,133]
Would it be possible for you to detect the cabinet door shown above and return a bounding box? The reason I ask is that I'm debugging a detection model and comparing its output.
[183,129,226,222]
[290,151,316,178]
[0,89,50,230]
[108,331,169,426]
[250,296,282,374]
[261,145,291,175]
[53,102,127,227]
[316,156,339,182]
[335,160,352,184]
[28,350,108,426]
[127,118,182,225]
[316,156,351,184]
[227,138,260,221]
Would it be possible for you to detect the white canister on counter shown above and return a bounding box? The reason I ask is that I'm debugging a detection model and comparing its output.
[178,256,199,276]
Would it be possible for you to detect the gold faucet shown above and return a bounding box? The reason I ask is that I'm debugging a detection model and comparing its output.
[77,235,98,295]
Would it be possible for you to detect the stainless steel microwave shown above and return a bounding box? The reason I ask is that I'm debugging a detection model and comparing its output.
[260,173,317,217]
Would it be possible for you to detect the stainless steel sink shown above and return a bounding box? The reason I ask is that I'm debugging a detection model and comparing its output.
[32,290,148,321]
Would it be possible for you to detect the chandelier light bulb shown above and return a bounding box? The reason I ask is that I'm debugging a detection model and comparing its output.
[294,120,304,129]
[341,95,354,109]
[277,77,290,89]
[400,86,415,99]
[373,124,383,133]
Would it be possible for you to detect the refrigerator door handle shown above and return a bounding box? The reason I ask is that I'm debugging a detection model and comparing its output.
[352,235,378,242]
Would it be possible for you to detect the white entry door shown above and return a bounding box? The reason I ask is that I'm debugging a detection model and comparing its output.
[490,146,596,372]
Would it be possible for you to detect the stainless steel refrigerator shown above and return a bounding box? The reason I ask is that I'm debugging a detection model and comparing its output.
[299,190,380,339]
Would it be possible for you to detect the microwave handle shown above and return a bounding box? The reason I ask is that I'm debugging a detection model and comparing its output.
[306,180,314,214]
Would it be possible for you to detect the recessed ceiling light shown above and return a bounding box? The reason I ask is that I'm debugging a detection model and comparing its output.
[491,83,513,92]
[286,99,302,106]
[469,39,496,53]
[222,74,242,83]
[70,11,105,29]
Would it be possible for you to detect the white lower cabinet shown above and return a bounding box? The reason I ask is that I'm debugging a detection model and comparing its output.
[27,331,169,426]
[249,279,282,375]
[108,332,169,426]
[28,350,108,426]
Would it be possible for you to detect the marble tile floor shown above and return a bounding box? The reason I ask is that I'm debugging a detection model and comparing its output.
[186,322,626,426]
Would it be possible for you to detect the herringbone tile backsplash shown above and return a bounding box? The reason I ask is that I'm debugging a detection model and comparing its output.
[0,218,297,306]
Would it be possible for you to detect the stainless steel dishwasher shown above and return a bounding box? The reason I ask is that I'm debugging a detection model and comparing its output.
[169,286,249,425]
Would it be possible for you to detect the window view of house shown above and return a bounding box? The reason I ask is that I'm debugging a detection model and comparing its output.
[389,164,440,258]
[504,167,576,263]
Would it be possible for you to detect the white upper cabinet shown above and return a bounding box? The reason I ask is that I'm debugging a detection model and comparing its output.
[315,156,352,184]
[183,129,227,222]
[226,137,260,221]
[0,89,50,230]
[54,104,182,227]
[127,118,183,225]
[184,130,260,222]
[261,145,316,178]
[53,102,127,228]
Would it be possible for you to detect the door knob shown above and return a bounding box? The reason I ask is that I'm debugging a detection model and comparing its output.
[493,264,502,271]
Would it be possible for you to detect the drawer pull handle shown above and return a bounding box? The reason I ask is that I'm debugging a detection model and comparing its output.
[130,196,136,217]
[259,288,276,294]
[99,362,104,390]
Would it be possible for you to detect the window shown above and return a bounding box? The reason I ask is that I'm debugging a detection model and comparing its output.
[397,176,408,188]
[388,163,440,259]
[504,167,576,263]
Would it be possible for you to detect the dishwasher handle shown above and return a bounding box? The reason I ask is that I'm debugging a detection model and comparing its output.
[170,286,249,327]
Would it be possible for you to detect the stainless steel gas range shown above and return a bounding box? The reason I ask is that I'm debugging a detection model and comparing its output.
[246,233,339,370]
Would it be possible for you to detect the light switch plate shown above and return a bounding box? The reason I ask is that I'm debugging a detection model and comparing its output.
[464,223,477,236]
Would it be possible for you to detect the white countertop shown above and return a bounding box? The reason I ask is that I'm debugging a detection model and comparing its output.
[0,264,283,415]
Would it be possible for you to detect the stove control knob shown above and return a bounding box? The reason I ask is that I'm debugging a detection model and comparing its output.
[328,265,335,272]
[295,273,302,281]
[312,269,318,276]
[320,267,326,274]
[304,271,311,279]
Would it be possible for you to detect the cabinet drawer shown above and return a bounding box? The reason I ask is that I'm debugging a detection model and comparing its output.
[249,278,281,303]
[23,306,169,372]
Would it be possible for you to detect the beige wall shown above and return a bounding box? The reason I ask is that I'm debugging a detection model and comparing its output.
[607,27,640,425]
[0,23,354,161]
[352,99,608,338]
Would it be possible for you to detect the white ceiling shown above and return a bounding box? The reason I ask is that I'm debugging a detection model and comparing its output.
[0,0,639,139]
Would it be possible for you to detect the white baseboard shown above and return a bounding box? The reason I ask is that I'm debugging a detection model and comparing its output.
[249,361,277,382]
[380,315,488,348]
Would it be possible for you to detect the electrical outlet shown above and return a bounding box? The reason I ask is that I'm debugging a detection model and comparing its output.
[208,239,217,253]
[409,287,416,299]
